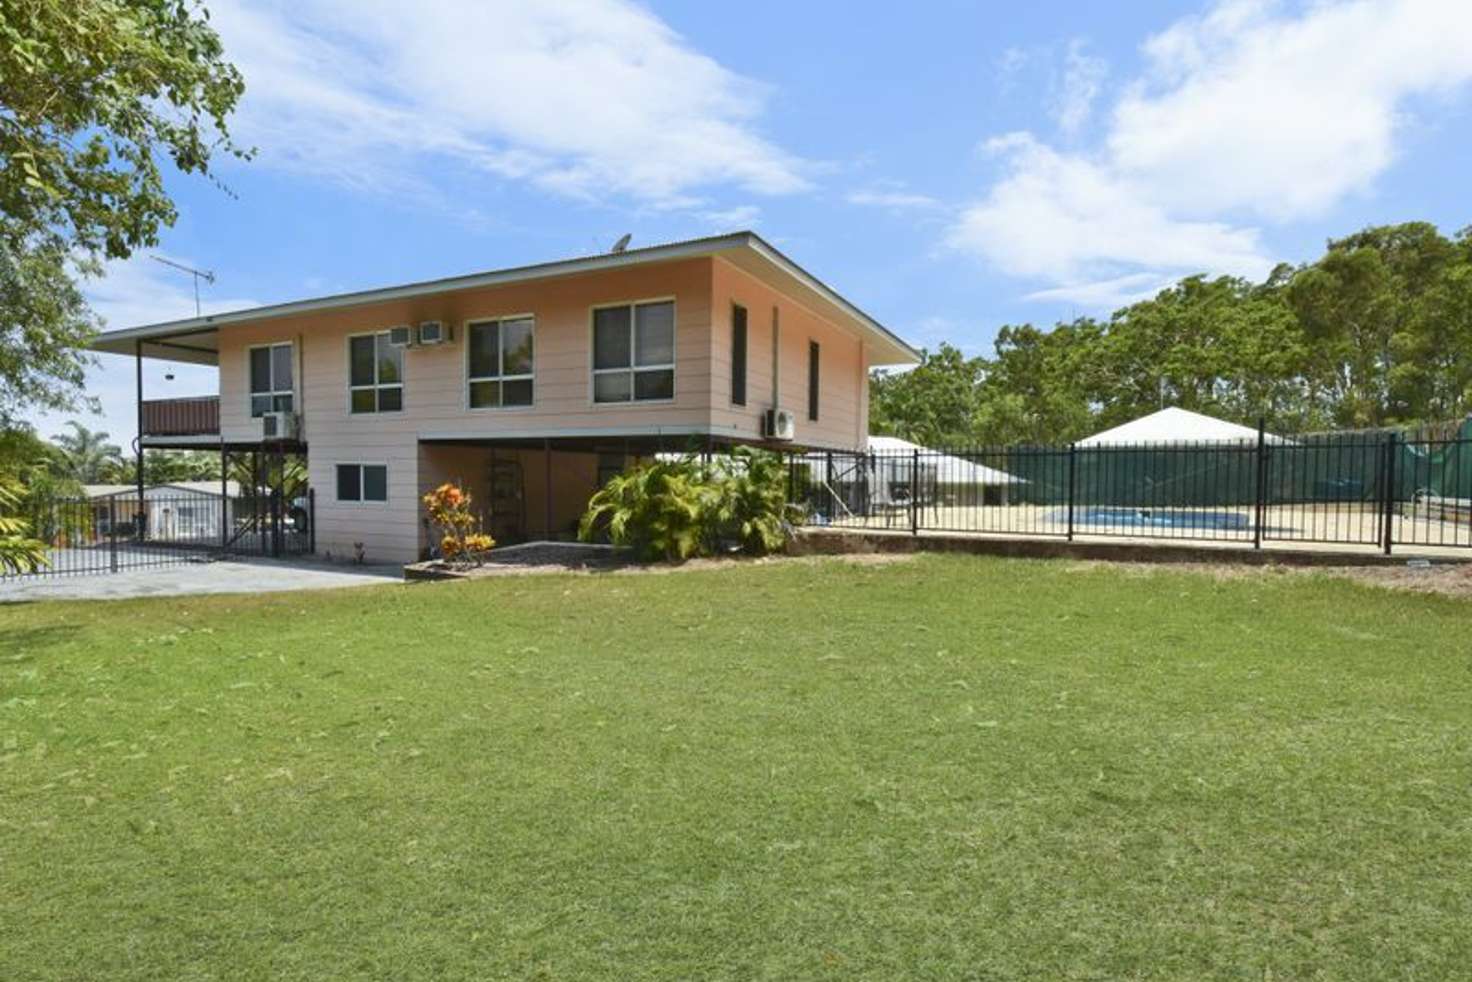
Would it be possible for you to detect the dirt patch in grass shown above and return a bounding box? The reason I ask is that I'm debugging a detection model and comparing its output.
[1063,557,1472,598]
[411,544,916,579]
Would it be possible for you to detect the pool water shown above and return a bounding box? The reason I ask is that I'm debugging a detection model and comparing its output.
[1065,506,1252,531]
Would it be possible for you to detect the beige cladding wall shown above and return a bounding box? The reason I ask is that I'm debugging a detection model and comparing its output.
[213,255,879,562]
[708,257,868,450]
[218,260,713,562]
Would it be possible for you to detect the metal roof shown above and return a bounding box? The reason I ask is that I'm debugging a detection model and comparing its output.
[90,231,920,366]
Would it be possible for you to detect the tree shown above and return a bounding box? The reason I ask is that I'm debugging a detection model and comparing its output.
[870,220,1472,445]
[0,0,248,423]
[1286,222,1462,427]
[869,344,988,446]
[0,476,47,574]
[109,448,222,484]
[51,421,122,482]
[1101,276,1312,432]
[976,320,1104,444]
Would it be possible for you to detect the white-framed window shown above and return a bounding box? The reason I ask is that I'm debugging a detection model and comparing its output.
[592,299,675,403]
[467,316,534,409]
[249,342,294,417]
[336,463,388,502]
[348,332,404,414]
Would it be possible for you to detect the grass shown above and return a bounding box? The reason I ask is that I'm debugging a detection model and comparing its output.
[2,554,1471,981]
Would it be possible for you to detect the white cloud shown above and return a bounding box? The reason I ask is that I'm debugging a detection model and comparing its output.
[211,0,809,206]
[846,189,942,211]
[695,205,761,228]
[1111,0,1472,218]
[1023,273,1173,310]
[949,133,1271,286]
[1052,40,1108,135]
[951,0,1472,306]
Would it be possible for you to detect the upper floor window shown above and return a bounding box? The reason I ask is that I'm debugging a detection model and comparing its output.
[730,304,747,407]
[468,317,534,409]
[349,332,403,414]
[808,340,820,421]
[592,300,674,403]
[249,342,293,417]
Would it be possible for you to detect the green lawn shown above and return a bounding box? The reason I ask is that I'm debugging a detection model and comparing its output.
[3,556,1471,980]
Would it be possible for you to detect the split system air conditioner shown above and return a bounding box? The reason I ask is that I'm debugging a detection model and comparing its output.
[763,408,796,441]
[262,411,301,442]
[387,322,454,348]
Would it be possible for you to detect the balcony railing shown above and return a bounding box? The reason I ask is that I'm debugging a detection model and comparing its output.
[141,395,220,437]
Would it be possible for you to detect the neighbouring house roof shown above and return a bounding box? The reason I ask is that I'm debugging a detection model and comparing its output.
[89,231,921,367]
[83,481,243,499]
[864,435,1025,486]
[1078,408,1289,447]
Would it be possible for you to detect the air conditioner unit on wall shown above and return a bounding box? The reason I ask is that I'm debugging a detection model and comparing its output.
[763,408,796,441]
[416,320,452,346]
[262,411,300,442]
[387,325,414,348]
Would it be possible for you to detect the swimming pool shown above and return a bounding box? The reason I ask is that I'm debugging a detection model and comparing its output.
[1064,506,1252,532]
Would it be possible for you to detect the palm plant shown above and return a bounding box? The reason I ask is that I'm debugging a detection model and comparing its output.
[0,478,48,575]
[701,447,799,555]
[52,421,123,483]
[579,449,798,562]
[579,455,707,561]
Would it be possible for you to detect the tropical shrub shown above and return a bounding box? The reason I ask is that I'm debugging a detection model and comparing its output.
[702,447,801,555]
[422,482,495,566]
[578,449,798,562]
[578,456,707,562]
[0,478,47,575]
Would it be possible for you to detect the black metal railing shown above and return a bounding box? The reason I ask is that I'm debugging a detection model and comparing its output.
[1,487,316,581]
[791,429,1472,555]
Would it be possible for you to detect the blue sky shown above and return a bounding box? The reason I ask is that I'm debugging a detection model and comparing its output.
[26,0,1472,445]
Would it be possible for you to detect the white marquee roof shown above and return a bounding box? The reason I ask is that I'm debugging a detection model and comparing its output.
[1078,408,1289,447]
[866,435,1024,485]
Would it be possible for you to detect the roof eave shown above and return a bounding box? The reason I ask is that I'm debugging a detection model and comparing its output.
[90,231,921,365]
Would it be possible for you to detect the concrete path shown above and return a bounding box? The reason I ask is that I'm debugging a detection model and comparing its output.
[0,556,403,603]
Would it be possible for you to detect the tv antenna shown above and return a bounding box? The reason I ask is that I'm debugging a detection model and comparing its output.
[151,256,216,316]
[610,233,632,254]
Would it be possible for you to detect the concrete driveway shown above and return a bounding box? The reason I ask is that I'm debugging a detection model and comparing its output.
[0,556,404,603]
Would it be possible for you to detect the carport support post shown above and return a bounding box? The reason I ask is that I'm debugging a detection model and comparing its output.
[1253,418,1267,550]
[134,340,146,540]
[220,449,229,550]
[543,438,552,539]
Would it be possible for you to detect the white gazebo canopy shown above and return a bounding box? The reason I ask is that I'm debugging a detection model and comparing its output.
[866,435,1024,485]
[1078,408,1289,447]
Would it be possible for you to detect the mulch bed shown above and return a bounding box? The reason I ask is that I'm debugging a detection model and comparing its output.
[404,544,915,580]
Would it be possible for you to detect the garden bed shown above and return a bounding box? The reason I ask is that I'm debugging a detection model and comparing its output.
[404,541,914,580]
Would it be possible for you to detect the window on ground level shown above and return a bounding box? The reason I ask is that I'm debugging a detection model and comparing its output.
[249,342,294,417]
[349,332,404,413]
[336,463,388,502]
[468,317,534,408]
[592,300,674,403]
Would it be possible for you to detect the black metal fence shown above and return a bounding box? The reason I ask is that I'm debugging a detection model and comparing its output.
[792,429,1472,554]
[2,488,315,580]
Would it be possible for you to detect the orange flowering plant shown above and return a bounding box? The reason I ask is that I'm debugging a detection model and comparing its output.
[422,482,495,566]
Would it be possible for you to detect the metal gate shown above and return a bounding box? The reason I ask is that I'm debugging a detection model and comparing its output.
[2,487,315,581]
